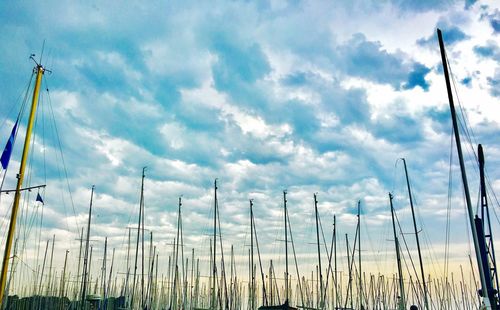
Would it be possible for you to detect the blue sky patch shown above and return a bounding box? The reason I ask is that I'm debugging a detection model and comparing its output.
[403,63,431,90]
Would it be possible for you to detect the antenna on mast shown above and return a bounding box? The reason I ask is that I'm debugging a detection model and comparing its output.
[39,40,45,64]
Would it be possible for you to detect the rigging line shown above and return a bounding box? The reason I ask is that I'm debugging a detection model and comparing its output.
[15,85,47,269]
[457,117,481,188]
[180,199,186,308]
[381,208,392,278]
[116,171,144,275]
[416,196,441,280]
[445,48,479,160]
[198,184,215,269]
[20,200,43,261]
[461,186,474,265]
[475,187,481,217]
[394,207,420,286]
[392,158,404,194]
[33,78,47,295]
[444,125,454,280]
[10,252,36,274]
[482,165,500,226]
[15,91,41,270]
[317,211,332,281]
[41,74,47,191]
[397,161,442,282]
[39,40,45,65]
[270,202,283,267]
[23,202,41,262]
[400,249,422,308]
[344,224,359,310]
[487,189,500,226]
[7,92,40,297]
[0,72,34,201]
[0,70,35,132]
[252,206,268,306]
[454,85,477,153]
[362,210,381,273]
[286,205,305,306]
[43,82,80,234]
[216,193,229,308]
[0,71,34,280]
[319,211,335,306]
[34,186,45,296]
[317,209,329,259]
[44,84,74,237]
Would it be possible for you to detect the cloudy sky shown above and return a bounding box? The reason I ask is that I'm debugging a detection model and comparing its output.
[0,0,500,295]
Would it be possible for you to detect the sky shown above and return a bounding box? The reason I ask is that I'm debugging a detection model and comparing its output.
[0,0,500,298]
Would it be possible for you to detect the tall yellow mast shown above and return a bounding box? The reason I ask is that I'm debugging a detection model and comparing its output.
[0,63,44,304]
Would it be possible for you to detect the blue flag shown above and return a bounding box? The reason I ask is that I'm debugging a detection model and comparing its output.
[1,120,18,169]
[36,192,44,204]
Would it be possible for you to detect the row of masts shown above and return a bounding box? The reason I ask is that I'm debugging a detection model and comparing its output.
[1,29,499,310]
[0,162,444,309]
[2,261,484,310]
[1,146,497,310]
[0,196,489,310]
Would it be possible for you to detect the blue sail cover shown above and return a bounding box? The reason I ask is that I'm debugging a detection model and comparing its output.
[0,120,18,169]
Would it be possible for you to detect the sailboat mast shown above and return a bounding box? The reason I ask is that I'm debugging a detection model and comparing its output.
[478,144,499,306]
[250,199,255,310]
[345,234,352,309]
[171,196,182,310]
[80,185,95,307]
[76,228,84,300]
[212,179,218,309]
[389,193,405,310]
[47,234,55,296]
[401,158,428,309]
[38,240,50,297]
[437,28,493,309]
[334,215,338,310]
[101,236,108,304]
[107,248,115,303]
[125,227,131,302]
[60,249,69,298]
[357,200,362,310]
[131,167,146,308]
[284,190,289,304]
[0,62,45,304]
[314,194,324,308]
[141,168,146,309]
[478,144,499,298]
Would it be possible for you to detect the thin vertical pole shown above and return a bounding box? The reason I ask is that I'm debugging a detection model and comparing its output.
[437,28,492,309]
[284,190,289,304]
[60,250,69,298]
[81,186,95,308]
[131,167,145,308]
[334,215,338,310]
[389,193,405,310]
[76,228,83,300]
[250,199,255,310]
[402,158,429,310]
[141,169,146,309]
[358,201,362,310]
[212,179,218,309]
[314,194,324,308]
[479,145,500,296]
[47,235,55,296]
